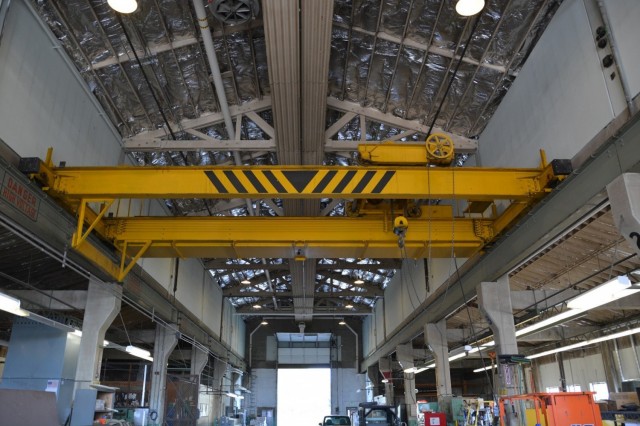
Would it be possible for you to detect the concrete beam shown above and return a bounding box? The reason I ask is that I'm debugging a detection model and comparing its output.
[10,290,87,311]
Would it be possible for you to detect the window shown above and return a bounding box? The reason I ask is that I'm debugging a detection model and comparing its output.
[589,382,609,401]
[545,386,560,393]
[567,385,581,392]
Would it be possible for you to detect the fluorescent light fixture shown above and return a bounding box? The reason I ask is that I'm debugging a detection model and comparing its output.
[403,367,416,373]
[527,326,640,360]
[515,309,582,337]
[126,345,153,361]
[474,365,496,373]
[567,276,638,310]
[107,0,138,13]
[252,304,261,309]
[261,320,268,325]
[226,392,242,399]
[455,0,484,16]
[515,276,639,339]
[426,363,436,369]
[345,304,354,309]
[448,352,467,362]
[413,367,429,374]
[339,320,346,325]
[381,379,389,383]
[241,279,251,285]
[0,292,29,317]
[354,278,364,285]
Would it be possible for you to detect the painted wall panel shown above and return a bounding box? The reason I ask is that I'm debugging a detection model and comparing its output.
[0,0,121,166]
[362,316,374,357]
[252,369,277,409]
[618,346,640,381]
[605,0,640,98]
[536,353,606,391]
[331,368,366,414]
[478,0,620,168]
[383,260,427,337]
[375,301,385,350]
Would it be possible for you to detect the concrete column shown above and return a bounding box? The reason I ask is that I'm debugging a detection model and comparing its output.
[75,279,122,389]
[191,347,209,377]
[212,357,228,419]
[397,344,417,426]
[148,323,179,425]
[378,357,394,405]
[425,320,452,419]
[477,277,520,426]
[477,276,518,356]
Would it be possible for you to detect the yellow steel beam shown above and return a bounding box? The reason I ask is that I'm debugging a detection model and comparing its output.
[102,214,492,259]
[27,161,569,201]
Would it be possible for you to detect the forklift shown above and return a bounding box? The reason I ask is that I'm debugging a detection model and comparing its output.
[355,402,401,426]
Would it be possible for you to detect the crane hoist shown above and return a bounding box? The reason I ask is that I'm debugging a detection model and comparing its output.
[19,137,571,281]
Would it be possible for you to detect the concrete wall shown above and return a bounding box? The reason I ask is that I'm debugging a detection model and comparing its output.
[0,0,243,357]
[331,368,366,415]
[605,1,640,98]
[0,0,121,166]
[477,0,633,168]
[363,260,427,356]
[250,369,277,416]
[536,352,607,392]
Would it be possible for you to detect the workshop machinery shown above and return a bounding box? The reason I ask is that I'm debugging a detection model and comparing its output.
[498,392,602,426]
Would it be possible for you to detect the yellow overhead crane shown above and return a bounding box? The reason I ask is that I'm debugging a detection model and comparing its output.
[20,140,571,282]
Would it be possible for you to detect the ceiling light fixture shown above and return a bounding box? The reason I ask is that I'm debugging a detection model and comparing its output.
[455,0,484,16]
[515,276,639,338]
[241,278,251,285]
[125,345,153,361]
[473,365,496,373]
[354,278,364,285]
[0,292,29,317]
[339,319,346,325]
[261,320,268,325]
[567,275,638,310]
[381,379,389,383]
[527,326,640,360]
[108,0,138,14]
[345,304,354,309]
[252,304,261,309]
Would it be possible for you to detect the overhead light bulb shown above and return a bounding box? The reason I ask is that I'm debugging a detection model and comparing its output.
[108,0,138,14]
[261,320,268,325]
[345,304,354,309]
[241,279,251,285]
[252,304,261,309]
[455,0,484,16]
[339,320,346,325]
[381,379,389,383]
[354,278,364,285]
[103,340,110,346]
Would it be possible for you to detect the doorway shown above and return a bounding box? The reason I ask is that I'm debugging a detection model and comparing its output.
[277,368,331,426]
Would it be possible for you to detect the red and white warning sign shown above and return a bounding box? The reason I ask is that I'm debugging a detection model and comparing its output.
[1,172,40,221]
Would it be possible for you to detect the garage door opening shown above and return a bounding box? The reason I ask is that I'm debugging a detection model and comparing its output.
[277,368,331,426]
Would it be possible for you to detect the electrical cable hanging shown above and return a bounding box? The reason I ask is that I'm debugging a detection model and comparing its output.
[426,12,484,138]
